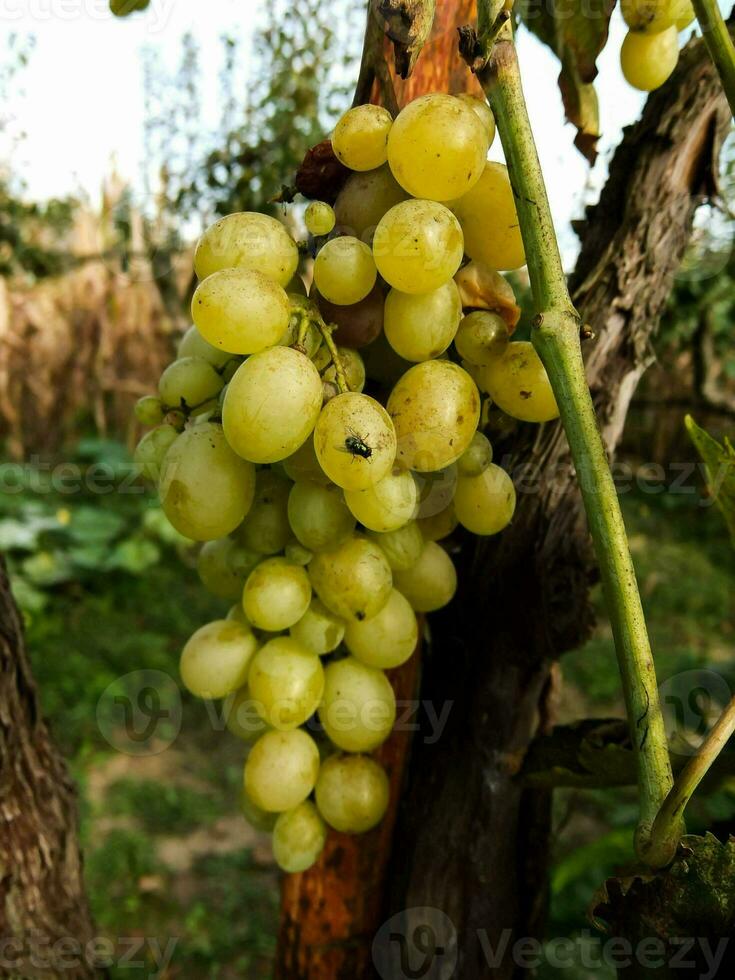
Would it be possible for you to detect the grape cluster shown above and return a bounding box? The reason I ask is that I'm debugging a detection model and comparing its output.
[619,0,695,92]
[133,92,560,874]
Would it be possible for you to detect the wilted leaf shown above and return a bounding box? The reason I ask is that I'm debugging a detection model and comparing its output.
[517,0,615,162]
[685,415,735,545]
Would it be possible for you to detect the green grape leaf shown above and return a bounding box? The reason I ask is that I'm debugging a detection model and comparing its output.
[67,507,126,546]
[107,538,161,575]
[9,576,49,616]
[685,415,735,546]
[517,0,615,162]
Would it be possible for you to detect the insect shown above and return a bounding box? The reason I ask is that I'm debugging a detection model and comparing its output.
[341,429,373,461]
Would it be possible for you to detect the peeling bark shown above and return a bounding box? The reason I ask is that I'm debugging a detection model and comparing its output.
[0,560,99,979]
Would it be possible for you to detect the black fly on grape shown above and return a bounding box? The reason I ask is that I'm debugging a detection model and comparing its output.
[339,427,373,462]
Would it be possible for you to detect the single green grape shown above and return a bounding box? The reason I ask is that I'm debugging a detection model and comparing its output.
[287,481,356,553]
[393,541,457,613]
[621,0,691,34]
[344,589,418,670]
[315,754,390,834]
[244,729,321,813]
[387,93,487,201]
[159,423,256,540]
[313,237,377,306]
[457,432,494,478]
[454,311,510,368]
[192,269,290,355]
[309,535,392,623]
[384,281,462,362]
[225,685,270,743]
[373,200,464,295]
[318,656,396,752]
[237,469,293,555]
[222,348,323,464]
[283,436,331,486]
[620,27,679,92]
[177,324,233,369]
[158,356,224,411]
[323,347,366,393]
[365,521,424,572]
[247,636,324,730]
[194,211,298,286]
[478,341,559,423]
[133,425,178,483]
[180,620,258,700]
[417,504,458,542]
[134,395,164,427]
[456,93,496,148]
[290,598,346,656]
[197,538,261,600]
[240,785,278,831]
[387,361,480,473]
[332,104,393,171]
[243,558,312,633]
[333,165,408,243]
[313,392,397,491]
[454,464,516,536]
[344,470,418,533]
[272,801,328,874]
[305,201,336,237]
[451,162,526,272]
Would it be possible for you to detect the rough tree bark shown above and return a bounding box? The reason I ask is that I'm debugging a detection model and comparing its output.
[0,559,99,979]
[278,16,732,980]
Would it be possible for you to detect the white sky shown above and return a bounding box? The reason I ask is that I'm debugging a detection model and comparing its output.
[0,0,725,262]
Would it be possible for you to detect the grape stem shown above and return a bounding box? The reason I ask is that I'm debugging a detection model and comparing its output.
[691,0,735,119]
[463,10,677,867]
[317,320,349,393]
[649,695,735,857]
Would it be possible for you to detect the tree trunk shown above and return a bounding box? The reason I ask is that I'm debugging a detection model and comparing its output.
[0,559,99,979]
[277,17,732,979]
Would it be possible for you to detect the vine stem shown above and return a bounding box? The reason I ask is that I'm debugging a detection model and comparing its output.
[692,0,735,119]
[317,321,349,393]
[650,695,735,854]
[469,14,676,866]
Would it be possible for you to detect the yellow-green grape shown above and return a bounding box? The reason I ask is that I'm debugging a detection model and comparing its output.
[158,357,224,411]
[227,603,251,626]
[457,432,493,478]
[287,481,356,553]
[478,341,559,423]
[224,685,270,742]
[283,436,331,486]
[180,620,258,699]
[315,754,390,834]
[373,200,464,295]
[384,281,462,362]
[285,541,314,566]
[159,423,256,540]
[243,558,312,632]
[222,348,323,463]
[245,729,320,813]
[344,589,418,670]
[414,465,458,520]
[393,541,457,612]
[454,311,510,368]
[238,469,292,555]
[305,201,336,237]
[313,237,377,306]
[621,0,688,33]
[314,392,397,491]
[620,27,679,91]
[135,395,164,427]
[454,464,516,537]
[332,104,393,171]
[194,211,298,286]
[451,162,525,272]
[417,504,458,542]
[456,93,496,148]
[323,348,366,393]
[344,470,418,533]
[387,361,480,472]
[240,786,278,831]
[387,93,486,201]
[319,656,396,752]
[192,269,290,355]
[134,425,179,483]
[309,535,392,622]
[334,165,409,242]
[272,801,328,873]
[177,324,233,369]
[197,538,261,600]
[247,636,324,730]
[290,598,346,656]
[366,521,424,571]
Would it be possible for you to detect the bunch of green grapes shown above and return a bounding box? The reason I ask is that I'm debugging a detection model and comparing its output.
[132,92,561,874]
[619,0,695,92]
